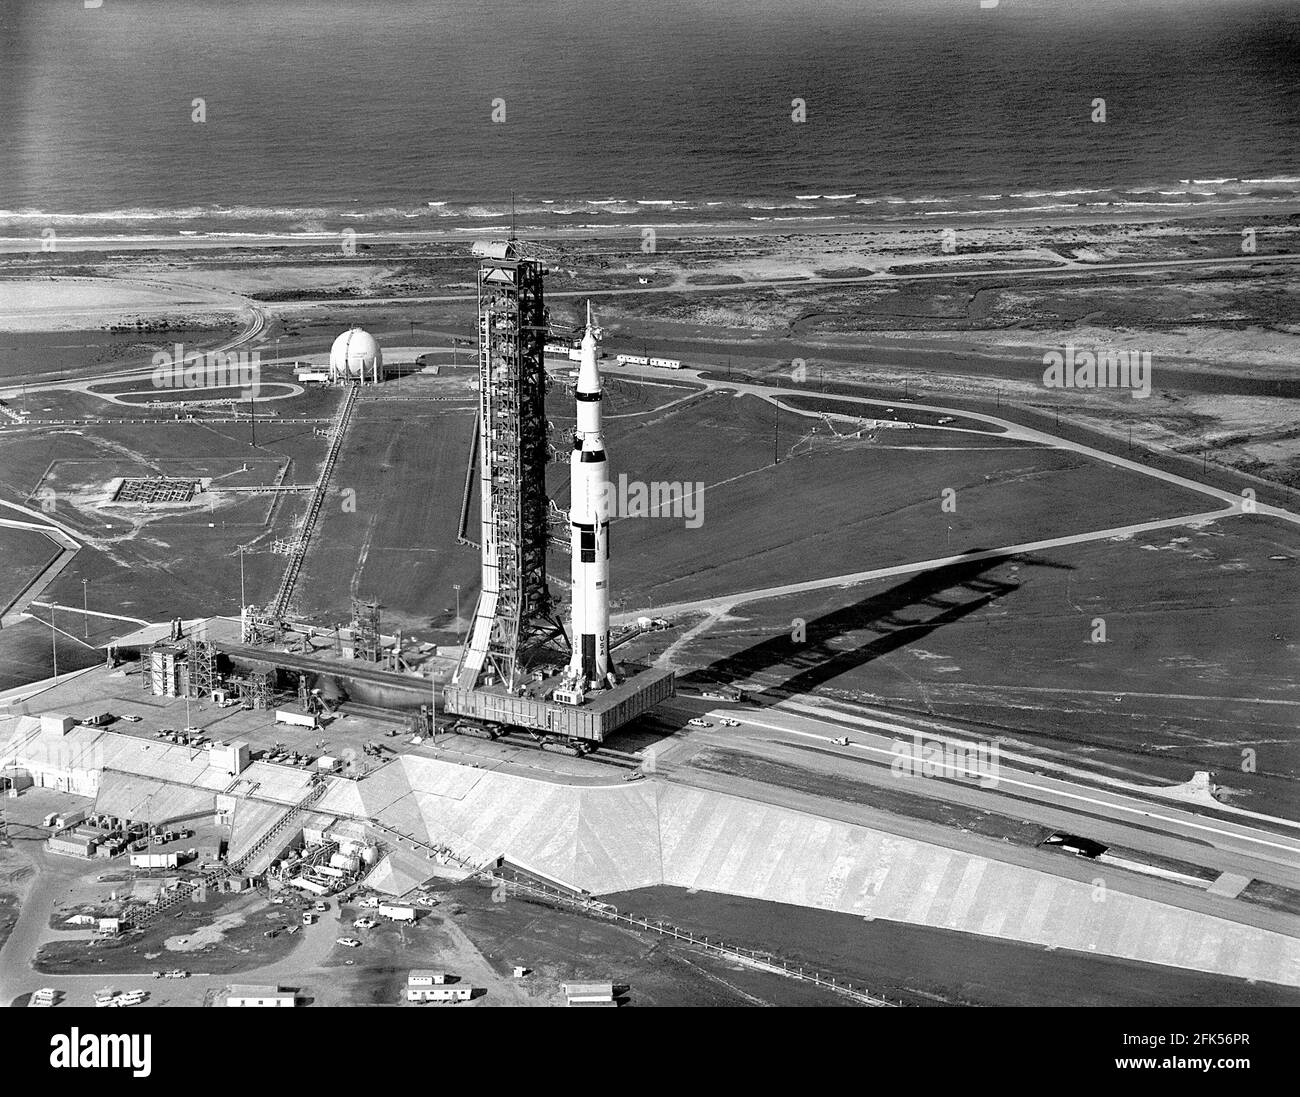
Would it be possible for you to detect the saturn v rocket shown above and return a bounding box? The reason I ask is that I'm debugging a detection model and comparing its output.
[566,304,613,690]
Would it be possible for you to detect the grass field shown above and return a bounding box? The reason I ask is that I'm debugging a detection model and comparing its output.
[297,398,480,630]
[0,526,60,612]
[567,393,1214,609]
[606,886,1300,1007]
[0,409,326,619]
[678,515,1300,819]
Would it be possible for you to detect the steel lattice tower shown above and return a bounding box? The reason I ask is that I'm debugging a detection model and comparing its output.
[453,243,566,692]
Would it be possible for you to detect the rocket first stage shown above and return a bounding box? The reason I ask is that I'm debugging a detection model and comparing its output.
[566,304,613,690]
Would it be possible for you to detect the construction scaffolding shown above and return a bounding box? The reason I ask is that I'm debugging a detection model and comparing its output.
[187,638,217,699]
[452,241,566,694]
[240,606,283,646]
[144,641,185,697]
[235,666,274,710]
[349,598,381,663]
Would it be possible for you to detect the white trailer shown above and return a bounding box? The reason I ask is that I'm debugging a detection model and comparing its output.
[378,904,416,923]
[274,707,318,729]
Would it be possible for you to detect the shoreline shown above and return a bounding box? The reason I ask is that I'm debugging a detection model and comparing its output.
[2,199,1299,255]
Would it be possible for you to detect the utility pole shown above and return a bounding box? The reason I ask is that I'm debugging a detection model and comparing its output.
[774,415,779,465]
[82,579,89,638]
[49,603,58,681]
[249,390,256,447]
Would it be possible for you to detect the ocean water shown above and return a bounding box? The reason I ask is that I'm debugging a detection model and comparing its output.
[0,0,1297,236]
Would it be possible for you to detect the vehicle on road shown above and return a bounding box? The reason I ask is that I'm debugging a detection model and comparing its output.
[832,737,850,746]
[719,718,740,727]
[314,900,328,912]
[336,937,361,948]
[303,912,315,926]
[688,718,712,728]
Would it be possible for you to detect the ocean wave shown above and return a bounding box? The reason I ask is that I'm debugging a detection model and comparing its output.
[3,177,1298,240]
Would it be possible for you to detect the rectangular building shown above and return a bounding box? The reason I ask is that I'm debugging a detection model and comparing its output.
[563,982,615,1005]
[226,985,296,1007]
[407,984,473,1003]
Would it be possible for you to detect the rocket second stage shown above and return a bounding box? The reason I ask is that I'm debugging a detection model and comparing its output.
[567,305,612,688]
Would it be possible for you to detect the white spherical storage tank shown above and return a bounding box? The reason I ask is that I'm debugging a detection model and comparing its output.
[329,326,382,383]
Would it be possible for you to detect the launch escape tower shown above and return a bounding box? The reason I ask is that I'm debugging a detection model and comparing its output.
[452,241,567,694]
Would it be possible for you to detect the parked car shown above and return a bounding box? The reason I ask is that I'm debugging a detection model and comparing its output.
[352,917,376,929]
[121,714,142,723]
[719,718,740,727]
[314,901,328,912]
[336,937,361,948]
[688,718,712,728]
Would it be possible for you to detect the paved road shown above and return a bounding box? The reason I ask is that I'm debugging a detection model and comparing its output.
[265,252,1300,310]
[652,697,1300,891]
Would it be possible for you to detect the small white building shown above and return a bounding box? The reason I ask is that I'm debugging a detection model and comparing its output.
[563,982,616,1006]
[131,851,179,870]
[226,985,296,1007]
[408,970,448,987]
[408,982,475,1008]
[208,740,250,776]
[41,714,75,736]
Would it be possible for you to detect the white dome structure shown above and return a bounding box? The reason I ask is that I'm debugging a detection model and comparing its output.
[329,326,382,384]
